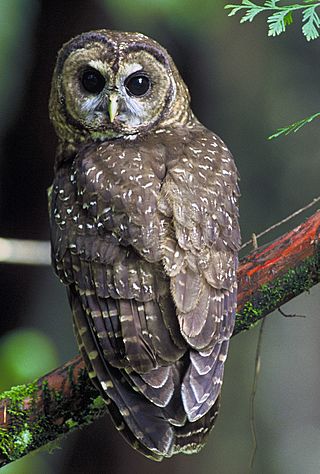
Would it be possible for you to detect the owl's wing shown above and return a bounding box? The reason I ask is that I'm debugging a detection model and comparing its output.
[50,142,188,459]
[159,126,241,421]
[50,141,186,368]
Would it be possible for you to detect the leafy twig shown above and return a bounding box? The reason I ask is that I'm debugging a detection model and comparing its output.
[225,1,320,41]
[268,112,320,139]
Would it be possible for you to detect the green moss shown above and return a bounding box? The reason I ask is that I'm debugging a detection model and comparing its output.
[11,426,32,455]
[90,396,105,411]
[235,301,262,333]
[65,418,78,430]
[84,396,106,424]
[0,383,37,462]
[0,383,37,403]
[235,249,320,334]
[0,367,106,467]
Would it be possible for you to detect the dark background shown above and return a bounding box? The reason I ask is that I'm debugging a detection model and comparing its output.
[1,1,320,473]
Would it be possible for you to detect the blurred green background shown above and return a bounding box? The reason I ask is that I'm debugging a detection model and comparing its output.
[1,1,320,473]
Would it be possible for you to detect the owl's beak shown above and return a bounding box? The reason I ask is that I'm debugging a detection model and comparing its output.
[108,93,119,123]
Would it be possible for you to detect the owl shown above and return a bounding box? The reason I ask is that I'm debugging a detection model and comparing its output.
[49,30,240,461]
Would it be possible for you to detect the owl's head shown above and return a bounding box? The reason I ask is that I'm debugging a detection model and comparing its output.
[49,30,191,143]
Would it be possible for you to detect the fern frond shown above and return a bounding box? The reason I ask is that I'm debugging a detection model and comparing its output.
[302,6,320,40]
[225,1,320,41]
[267,9,292,36]
[268,112,320,139]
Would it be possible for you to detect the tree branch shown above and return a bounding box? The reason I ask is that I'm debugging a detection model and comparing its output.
[1,210,320,466]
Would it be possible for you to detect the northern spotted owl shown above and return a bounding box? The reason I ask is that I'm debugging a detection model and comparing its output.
[49,30,240,460]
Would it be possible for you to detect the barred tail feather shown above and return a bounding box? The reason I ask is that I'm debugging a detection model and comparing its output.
[173,400,220,455]
[70,287,175,459]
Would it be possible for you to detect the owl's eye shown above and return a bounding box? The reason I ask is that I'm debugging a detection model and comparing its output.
[125,73,150,97]
[81,68,106,94]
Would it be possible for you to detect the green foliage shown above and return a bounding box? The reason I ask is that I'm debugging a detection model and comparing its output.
[302,4,320,39]
[0,367,105,468]
[268,112,320,139]
[225,2,320,138]
[225,1,320,41]
[0,383,38,462]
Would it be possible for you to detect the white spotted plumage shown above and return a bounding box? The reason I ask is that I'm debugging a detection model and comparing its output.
[49,29,240,461]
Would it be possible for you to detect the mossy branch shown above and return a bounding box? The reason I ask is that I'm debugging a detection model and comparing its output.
[1,210,320,467]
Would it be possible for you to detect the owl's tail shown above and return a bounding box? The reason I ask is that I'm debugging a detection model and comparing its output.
[172,400,220,455]
[70,286,220,461]
[70,287,173,460]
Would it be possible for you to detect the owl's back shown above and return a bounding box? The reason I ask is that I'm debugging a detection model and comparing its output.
[50,123,240,459]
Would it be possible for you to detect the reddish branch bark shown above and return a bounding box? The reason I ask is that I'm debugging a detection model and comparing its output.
[236,209,320,332]
[1,210,320,466]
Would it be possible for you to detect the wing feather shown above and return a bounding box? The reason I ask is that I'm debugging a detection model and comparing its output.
[159,128,240,420]
[171,267,202,314]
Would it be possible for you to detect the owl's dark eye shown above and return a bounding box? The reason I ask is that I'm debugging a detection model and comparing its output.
[125,73,150,97]
[81,68,106,94]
